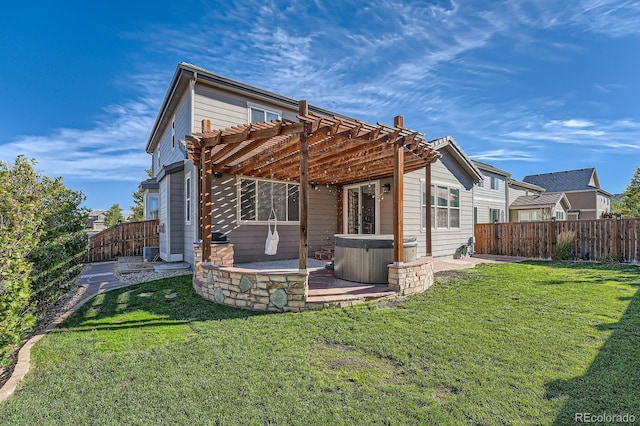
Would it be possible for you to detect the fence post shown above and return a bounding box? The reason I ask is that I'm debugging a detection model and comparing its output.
[615,218,623,261]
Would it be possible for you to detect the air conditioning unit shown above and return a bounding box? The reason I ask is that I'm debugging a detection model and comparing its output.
[143,246,160,262]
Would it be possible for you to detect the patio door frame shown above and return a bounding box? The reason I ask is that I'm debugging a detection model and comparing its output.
[342,181,381,234]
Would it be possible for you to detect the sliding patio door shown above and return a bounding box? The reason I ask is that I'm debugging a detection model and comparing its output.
[344,182,379,234]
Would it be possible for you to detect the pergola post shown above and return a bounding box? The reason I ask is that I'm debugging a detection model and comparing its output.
[425,163,432,256]
[298,100,309,273]
[393,115,404,265]
[201,147,213,262]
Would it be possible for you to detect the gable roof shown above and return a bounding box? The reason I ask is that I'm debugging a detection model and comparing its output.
[522,168,602,192]
[472,160,511,178]
[431,136,482,184]
[510,192,571,210]
[146,63,352,153]
[508,178,545,193]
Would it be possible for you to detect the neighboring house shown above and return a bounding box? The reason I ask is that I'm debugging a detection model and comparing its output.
[508,178,545,202]
[86,210,107,232]
[472,161,511,224]
[509,192,571,222]
[143,63,479,265]
[523,168,612,220]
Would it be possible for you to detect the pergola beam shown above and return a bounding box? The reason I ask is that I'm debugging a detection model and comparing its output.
[186,103,442,264]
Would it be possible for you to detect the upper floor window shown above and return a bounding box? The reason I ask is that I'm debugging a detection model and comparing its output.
[250,106,280,124]
[171,116,176,151]
[490,176,499,190]
[239,177,299,223]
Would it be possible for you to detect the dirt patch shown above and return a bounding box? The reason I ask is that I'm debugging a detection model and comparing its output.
[435,385,462,405]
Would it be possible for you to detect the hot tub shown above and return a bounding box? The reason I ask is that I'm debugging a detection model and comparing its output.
[334,234,418,284]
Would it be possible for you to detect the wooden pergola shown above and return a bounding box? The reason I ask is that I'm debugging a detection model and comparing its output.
[186,101,441,271]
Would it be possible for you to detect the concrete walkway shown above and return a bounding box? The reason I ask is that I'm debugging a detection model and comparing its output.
[432,255,523,273]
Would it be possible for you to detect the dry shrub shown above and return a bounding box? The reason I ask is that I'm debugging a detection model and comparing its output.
[553,230,576,260]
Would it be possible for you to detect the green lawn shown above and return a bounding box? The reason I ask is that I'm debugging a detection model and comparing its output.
[0,261,638,425]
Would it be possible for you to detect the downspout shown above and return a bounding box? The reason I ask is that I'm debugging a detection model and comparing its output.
[190,73,198,243]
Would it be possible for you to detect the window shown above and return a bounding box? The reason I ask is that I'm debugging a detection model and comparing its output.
[490,208,501,223]
[171,116,176,151]
[250,106,280,124]
[148,196,159,220]
[478,179,485,188]
[420,181,428,230]
[185,172,192,225]
[490,176,499,190]
[556,211,565,220]
[474,207,478,225]
[239,177,299,222]
[426,184,460,229]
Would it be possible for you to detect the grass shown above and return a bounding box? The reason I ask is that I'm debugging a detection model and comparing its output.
[0,261,638,425]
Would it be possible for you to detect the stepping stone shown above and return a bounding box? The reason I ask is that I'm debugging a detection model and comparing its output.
[165,293,177,299]
[137,292,153,297]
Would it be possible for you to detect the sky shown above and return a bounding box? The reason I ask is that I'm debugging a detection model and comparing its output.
[1,0,639,211]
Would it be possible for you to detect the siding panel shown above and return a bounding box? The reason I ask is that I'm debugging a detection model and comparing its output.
[209,174,337,263]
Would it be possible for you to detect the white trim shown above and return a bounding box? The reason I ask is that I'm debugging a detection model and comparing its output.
[185,171,192,225]
[247,101,282,123]
[236,175,300,224]
[430,181,462,230]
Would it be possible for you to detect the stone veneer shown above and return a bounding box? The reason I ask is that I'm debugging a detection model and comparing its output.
[193,243,308,312]
[388,256,434,296]
[193,243,434,311]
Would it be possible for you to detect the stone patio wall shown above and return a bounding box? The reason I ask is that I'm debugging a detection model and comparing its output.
[193,243,308,312]
[193,243,435,311]
[388,256,434,296]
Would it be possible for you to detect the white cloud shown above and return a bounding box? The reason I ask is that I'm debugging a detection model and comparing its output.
[0,99,156,182]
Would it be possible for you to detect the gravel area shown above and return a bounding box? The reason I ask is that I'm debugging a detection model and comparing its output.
[115,269,192,285]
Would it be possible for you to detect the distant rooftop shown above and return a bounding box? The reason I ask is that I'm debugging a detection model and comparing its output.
[523,168,600,192]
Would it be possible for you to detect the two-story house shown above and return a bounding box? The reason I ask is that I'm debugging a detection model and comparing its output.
[142,63,485,265]
[523,168,612,220]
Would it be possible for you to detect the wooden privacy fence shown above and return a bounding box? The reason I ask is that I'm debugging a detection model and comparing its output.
[474,219,640,262]
[87,219,159,262]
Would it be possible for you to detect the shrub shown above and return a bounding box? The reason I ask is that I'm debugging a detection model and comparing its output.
[553,230,576,261]
[0,156,87,367]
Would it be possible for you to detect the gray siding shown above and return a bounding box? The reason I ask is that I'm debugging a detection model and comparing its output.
[428,152,475,258]
[169,172,184,256]
[208,174,337,264]
[193,83,298,131]
[154,91,190,177]
[159,178,169,259]
[379,177,393,234]
[363,155,475,259]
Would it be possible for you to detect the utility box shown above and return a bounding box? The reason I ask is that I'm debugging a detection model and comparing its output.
[143,246,160,262]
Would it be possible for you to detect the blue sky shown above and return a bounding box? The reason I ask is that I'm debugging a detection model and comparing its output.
[1,0,639,211]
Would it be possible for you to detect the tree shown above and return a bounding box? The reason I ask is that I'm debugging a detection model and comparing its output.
[104,203,124,227]
[130,168,152,222]
[1,156,87,366]
[616,165,640,218]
